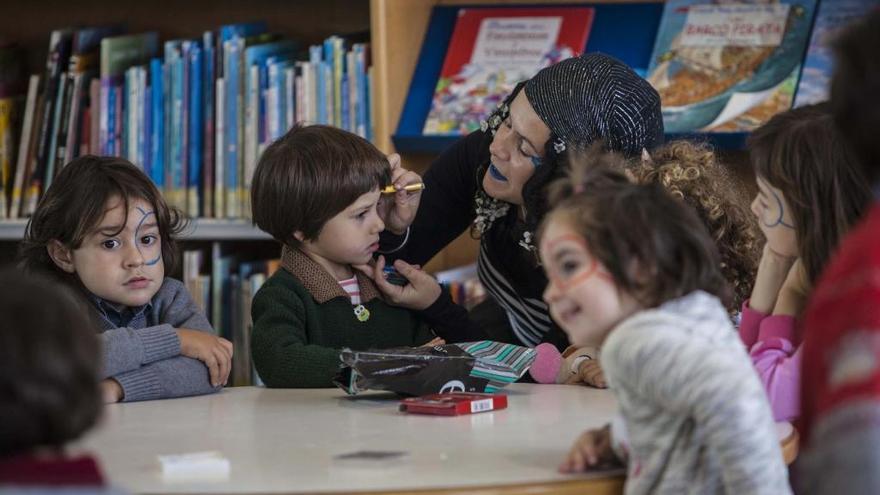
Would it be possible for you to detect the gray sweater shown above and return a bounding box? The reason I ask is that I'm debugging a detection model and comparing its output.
[94,278,220,402]
[602,291,791,495]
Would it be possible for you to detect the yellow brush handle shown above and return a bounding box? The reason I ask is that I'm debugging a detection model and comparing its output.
[381,183,425,194]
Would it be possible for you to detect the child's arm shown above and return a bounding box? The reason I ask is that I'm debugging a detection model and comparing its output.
[251,282,343,388]
[746,261,808,421]
[100,277,222,377]
[110,354,223,402]
[604,316,791,495]
[741,245,796,346]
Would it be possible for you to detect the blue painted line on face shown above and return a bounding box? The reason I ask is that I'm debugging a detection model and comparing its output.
[135,206,161,266]
[530,156,542,168]
[763,190,796,229]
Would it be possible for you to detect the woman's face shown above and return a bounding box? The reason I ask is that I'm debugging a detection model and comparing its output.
[484,91,552,205]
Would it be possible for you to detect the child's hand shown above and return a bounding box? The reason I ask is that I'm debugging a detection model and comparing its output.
[356,255,441,310]
[565,359,608,388]
[101,378,124,403]
[176,329,233,387]
[774,258,810,316]
[559,424,620,473]
[750,243,798,314]
[420,337,446,348]
[377,153,423,235]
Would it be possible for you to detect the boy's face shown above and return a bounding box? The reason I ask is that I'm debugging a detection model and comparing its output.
[52,196,165,307]
[540,216,638,347]
[298,189,385,278]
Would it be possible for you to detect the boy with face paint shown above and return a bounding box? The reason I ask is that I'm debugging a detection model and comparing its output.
[19,156,232,403]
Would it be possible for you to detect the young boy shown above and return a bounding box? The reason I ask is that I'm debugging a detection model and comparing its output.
[0,267,124,493]
[18,156,232,402]
[250,125,485,388]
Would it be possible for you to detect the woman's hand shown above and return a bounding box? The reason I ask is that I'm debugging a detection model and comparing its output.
[749,243,797,314]
[177,329,234,387]
[559,424,620,473]
[377,153,423,235]
[355,255,441,310]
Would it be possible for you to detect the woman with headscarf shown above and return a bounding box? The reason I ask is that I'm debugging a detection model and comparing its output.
[375,53,664,349]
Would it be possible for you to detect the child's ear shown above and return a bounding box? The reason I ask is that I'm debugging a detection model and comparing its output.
[293,231,305,243]
[47,240,76,273]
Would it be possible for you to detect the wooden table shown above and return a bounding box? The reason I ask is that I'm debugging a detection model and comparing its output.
[77,384,625,494]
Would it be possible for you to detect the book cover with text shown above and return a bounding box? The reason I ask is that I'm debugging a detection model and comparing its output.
[423,7,594,136]
[646,0,816,132]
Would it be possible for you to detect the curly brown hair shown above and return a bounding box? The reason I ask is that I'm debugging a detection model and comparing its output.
[627,141,761,312]
[556,142,760,314]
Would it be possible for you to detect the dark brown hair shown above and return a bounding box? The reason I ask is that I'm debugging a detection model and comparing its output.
[18,156,185,287]
[251,124,391,247]
[831,9,880,183]
[748,103,871,283]
[626,141,760,313]
[0,266,101,458]
[541,163,731,310]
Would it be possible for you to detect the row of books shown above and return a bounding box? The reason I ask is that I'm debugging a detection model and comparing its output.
[0,23,373,220]
[423,0,878,136]
[183,247,280,387]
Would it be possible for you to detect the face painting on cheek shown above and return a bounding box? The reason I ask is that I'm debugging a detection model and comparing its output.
[544,233,611,291]
[762,189,795,230]
[135,206,161,266]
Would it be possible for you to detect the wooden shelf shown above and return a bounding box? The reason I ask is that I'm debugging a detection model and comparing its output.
[0,219,272,241]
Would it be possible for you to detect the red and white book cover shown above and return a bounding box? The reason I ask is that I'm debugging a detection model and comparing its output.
[423,7,594,135]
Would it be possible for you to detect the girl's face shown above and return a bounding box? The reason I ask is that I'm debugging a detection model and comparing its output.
[751,176,798,257]
[540,216,640,347]
[50,196,165,307]
[484,91,551,205]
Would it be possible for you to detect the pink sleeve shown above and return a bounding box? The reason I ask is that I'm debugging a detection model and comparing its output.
[748,313,801,421]
[739,299,767,347]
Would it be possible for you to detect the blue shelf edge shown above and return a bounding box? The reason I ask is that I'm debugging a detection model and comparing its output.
[392,132,749,155]
[393,2,751,155]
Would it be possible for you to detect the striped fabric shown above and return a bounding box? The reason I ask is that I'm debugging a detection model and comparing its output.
[455,341,536,393]
[338,276,361,305]
[477,242,552,346]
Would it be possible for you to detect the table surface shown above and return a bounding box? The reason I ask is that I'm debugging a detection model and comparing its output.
[76,384,624,494]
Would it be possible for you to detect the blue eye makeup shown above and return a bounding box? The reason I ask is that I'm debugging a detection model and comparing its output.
[135,206,162,266]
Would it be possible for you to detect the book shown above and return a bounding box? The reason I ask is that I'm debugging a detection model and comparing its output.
[793,0,880,108]
[10,75,39,218]
[0,44,25,218]
[423,7,595,135]
[100,32,159,155]
[646,0,817,133]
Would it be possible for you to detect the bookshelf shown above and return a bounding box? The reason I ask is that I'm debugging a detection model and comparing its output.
[0,0,371,250]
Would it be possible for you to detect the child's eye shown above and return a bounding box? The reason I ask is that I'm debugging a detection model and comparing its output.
[560,259,580,276]
[101,239,120,250]
[141,235,158,246]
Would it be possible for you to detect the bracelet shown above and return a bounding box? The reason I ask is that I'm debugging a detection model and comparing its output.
[378,226,410,254]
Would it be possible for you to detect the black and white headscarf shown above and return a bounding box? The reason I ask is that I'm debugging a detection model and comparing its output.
[475,53,664,237]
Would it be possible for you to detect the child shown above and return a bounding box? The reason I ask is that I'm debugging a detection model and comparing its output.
[741,103,870,421]
[250,124,485,388]
[536,142,760,388]
[797,11,880,494]
[0,267,123,493]
[18,156,232,403]
[540,164,789,493]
